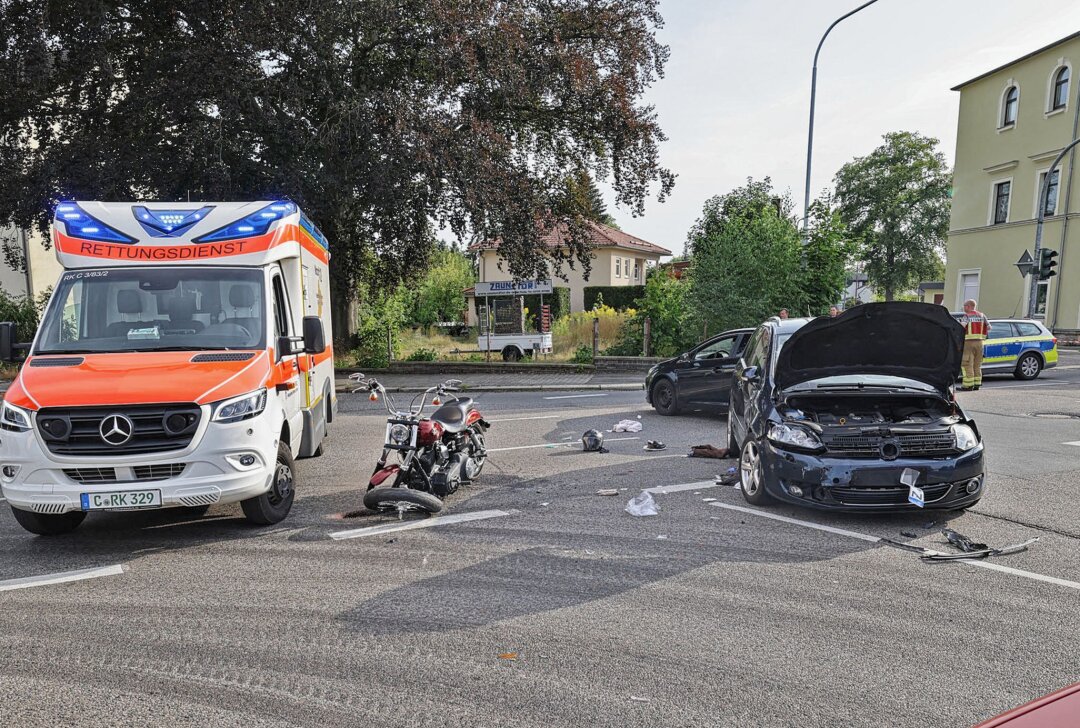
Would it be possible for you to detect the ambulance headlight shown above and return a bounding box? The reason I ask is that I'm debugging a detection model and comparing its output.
[213,389,267,423]
[1,401,32,432]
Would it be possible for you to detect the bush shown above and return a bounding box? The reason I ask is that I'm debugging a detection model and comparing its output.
[0,288,48,343]
[571,344,594,365]
[608,269,694,357]
[405,347,439,361]
[353,285,411,368]
[583,285,643,311]
[551,303,633,355]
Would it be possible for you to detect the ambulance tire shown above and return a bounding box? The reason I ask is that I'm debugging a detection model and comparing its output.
[241,442,296,525]
[10,506,86,536]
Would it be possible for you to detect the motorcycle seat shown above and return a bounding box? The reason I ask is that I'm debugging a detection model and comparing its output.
[430,398,474,433]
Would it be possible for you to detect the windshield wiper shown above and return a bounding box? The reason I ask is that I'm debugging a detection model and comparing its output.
[33,349,92,355]
[125,346,234,352]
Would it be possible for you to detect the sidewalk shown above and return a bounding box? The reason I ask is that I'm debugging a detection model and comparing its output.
[335,369,644,393]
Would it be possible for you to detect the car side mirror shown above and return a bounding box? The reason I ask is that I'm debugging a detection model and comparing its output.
[678,352,689,361]
[0,322,14,362]
[740,366,760,383]
[302,316,326,354]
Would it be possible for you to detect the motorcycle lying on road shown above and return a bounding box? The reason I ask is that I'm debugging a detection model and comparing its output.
[350,374,490,514]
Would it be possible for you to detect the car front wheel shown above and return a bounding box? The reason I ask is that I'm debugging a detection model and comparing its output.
[651,379,678,415]
[739,440,774,506]
[1014,352,1042,380]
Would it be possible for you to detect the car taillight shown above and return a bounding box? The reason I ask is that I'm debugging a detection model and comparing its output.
[1053,337,1058,346]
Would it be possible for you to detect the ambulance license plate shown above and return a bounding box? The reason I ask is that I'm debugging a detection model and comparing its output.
[81,490,162,511]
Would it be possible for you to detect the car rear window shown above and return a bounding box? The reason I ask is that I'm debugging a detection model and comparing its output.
[1016,322,1042,337]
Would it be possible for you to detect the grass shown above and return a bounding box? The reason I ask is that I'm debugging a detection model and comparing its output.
[0,363,19,382]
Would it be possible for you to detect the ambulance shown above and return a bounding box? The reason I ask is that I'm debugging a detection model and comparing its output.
[0,201,335,535]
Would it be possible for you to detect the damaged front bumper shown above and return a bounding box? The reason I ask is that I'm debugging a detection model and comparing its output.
[759,440,985,512]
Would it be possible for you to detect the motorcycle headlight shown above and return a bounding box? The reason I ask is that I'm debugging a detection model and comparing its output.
[767,422,824,452]
[952,423,979,451]
[389,423,412,445]
[212,389,267,423]
[1,400,32,432]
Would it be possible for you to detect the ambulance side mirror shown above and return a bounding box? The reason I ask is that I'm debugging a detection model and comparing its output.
[302,316,326,355]
[0,322,16,362]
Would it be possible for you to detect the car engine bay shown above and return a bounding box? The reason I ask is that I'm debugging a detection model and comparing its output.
[779,394,961,432]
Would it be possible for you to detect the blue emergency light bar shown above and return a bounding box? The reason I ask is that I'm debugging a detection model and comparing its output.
[193,201,297,243]
[55,202,137,244]
[132,205,215,238]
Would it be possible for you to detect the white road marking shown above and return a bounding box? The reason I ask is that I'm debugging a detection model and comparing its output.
[1064,441,1080,447]
[980,381,1059,390]
[709,501,1080,590]
[488,437,639,453]
[0,564,126,593]
[329,509,511,541]
[542,393,610,400]
[488,415,562,423]
[647,480,721,495]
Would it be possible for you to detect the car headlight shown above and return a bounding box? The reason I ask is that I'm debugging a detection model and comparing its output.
[767,422,824,452]
[952,423,979,451]
[388,423,411,445]
[212,389,267,423]
[1,400,31,432]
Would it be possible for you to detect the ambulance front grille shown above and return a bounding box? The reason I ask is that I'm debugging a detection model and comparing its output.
[63,467,118,484]
[38,404,202,457]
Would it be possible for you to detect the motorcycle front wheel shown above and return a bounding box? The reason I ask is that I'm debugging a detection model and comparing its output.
[363,486,444,515]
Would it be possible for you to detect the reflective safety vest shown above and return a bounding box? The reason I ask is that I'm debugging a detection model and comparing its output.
[962,311,989,340]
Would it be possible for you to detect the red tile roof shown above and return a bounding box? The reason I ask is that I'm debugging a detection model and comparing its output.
[470,219,671,257]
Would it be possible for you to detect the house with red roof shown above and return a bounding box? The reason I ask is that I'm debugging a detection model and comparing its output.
[464,220,671,323]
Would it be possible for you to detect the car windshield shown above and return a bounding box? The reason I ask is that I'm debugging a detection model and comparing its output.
[34,267,266,354]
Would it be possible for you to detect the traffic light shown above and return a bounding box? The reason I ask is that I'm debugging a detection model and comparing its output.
[1037,248,1059,280]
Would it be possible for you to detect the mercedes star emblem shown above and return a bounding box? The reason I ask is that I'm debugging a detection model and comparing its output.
[99,414,134,446]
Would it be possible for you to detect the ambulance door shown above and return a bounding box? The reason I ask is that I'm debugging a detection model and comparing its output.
[270,269,303,453]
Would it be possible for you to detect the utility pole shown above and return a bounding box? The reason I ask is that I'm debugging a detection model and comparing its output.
[803,0,881,250]
[1030,137,1080,317]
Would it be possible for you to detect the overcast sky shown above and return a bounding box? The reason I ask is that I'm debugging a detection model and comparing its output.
[606,0,1080,256]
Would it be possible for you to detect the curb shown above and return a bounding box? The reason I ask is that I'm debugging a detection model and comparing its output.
[335,383,644,394]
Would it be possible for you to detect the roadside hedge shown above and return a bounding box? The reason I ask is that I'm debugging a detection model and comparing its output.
[584,285,643,312]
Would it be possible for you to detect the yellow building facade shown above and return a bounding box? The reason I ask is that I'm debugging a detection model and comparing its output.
[944,32,1080,333]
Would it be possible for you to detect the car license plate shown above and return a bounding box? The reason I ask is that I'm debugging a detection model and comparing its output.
[80,490,162,511]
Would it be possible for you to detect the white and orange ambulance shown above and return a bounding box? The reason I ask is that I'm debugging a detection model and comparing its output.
[0,201,335,534]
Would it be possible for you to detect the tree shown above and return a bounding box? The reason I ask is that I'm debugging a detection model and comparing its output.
[411,247,475,327]
[684,178,804,330]
[609,266,689,356]
[833,131,951,301]
[801,199,857,315]
[0,1,673,342]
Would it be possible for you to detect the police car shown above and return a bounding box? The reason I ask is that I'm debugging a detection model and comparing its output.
[977,318,1058,380]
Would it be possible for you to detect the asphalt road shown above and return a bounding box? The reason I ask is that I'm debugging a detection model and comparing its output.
[2,353,1080,727]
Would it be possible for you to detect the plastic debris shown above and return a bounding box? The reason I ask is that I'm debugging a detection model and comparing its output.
[656,534,668,540]
[596,489,619,496]
[715,466,740,486]
[922,520,936,530]
[498,652,518,660]
[613,419,643,433]
[625,490,660,517]
[900,531,917,538]
[629,696,651,703]
[644,440,667,451]
[942,528,987,553]
[689,444,729,459]
[702,497,717,502]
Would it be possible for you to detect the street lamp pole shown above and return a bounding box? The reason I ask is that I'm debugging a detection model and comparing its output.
[1029,136,1080,316]
[802,0,881,245]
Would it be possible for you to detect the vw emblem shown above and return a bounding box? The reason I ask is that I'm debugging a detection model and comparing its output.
[99,414,134,446]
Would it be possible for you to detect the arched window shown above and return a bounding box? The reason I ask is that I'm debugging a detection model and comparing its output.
[1002,86,1019,127]
[1052,66,1070,110]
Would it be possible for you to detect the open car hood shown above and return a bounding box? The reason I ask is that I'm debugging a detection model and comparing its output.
[774,302,964,394]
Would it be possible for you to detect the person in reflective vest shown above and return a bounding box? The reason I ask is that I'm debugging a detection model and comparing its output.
[959,299,990,390]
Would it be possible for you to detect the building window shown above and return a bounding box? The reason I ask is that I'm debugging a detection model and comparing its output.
[992,181,1011,224]
[624,258,630,278]
[615,258,621,277]
[1038,169,1060,216]
[1002,86,1019,127]
[633,262,640,280]
[1053,66,1070,110]
[1034,280,1049,318]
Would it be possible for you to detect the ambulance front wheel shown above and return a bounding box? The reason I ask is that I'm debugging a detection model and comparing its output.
[10,507,86,536]
[241,442,296,525]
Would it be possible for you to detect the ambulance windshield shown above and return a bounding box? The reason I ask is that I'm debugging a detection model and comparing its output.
[35,267,267,354]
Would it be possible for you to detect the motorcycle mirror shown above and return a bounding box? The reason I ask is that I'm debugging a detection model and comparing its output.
[369,391,379,402]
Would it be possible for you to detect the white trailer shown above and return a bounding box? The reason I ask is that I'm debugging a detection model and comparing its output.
[475,280,554,361]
